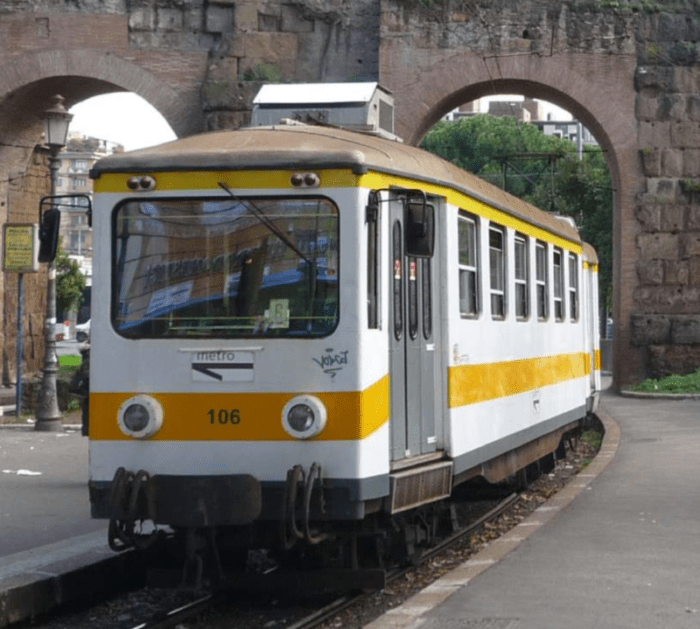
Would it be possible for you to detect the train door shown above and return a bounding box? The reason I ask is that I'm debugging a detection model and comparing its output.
[388,193,444,462]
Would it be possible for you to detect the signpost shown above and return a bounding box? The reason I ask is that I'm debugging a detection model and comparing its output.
[3,224,40,418]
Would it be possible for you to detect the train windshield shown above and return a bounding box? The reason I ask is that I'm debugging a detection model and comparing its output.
[112,196,339,338]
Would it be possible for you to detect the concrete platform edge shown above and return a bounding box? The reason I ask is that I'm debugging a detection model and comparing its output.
[364,408,621,629]
[0,538,141,628]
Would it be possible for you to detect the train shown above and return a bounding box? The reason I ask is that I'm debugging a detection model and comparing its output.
[82,119,601,582]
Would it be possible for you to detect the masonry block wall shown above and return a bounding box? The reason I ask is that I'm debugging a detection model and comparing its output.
[632,12,700,379]
[0,0,699,386]
[379,0,700,385]
[3,148,50,383]
[0,0,379,384]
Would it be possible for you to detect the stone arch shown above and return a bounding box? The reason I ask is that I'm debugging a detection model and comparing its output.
[383,50,642,386]
[0,49,201,143]
[0,50,202,382]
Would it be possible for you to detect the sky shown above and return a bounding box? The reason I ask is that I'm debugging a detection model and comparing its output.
[68,92,572,151]
[68,93,177,151]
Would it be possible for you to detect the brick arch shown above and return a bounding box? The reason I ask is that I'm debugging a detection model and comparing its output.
[0,50,202,383]
[0,49,201,142]
[383,51,642,386]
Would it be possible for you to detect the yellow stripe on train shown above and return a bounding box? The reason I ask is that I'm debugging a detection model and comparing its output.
[94,169,582,254]
[448,352,590,408]
[90,375,389,442]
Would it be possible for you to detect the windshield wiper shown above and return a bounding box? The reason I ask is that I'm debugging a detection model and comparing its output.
[218,182,312,266]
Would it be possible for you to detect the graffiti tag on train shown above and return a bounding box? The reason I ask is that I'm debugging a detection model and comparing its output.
[313,348,349,378]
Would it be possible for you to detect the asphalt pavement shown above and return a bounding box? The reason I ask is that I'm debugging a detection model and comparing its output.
[367,383,700,629]
[0,426,102,557]
[1,340,99,557]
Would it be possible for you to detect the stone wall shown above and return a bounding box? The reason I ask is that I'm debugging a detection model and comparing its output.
[633,8,700,378]
[0,0,380,385]
[2,147,50,383]
[1,1,700,385]
[379,0,700,385]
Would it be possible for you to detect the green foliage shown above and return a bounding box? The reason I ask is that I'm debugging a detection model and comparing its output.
[632,369,700,393]
[420,115,613,310]
[242,64,283,82]
[681,179,700,192]
[421,116,570,197]
[55,248,86,316]
[59,354,82,367]
[580,430,603,449]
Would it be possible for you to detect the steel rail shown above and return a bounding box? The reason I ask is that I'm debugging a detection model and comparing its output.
[127,493,521,629]
[128,593,214,629]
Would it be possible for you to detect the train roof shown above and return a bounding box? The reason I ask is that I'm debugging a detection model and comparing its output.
[91,123,581,245]
[582,242,599,264]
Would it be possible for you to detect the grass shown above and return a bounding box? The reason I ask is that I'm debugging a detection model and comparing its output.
[59,355,82,367]
[631,368,700,394]
[580,430,603,450]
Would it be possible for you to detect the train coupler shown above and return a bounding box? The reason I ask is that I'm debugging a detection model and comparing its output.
[279,462,328,550]
[107,466,162,552]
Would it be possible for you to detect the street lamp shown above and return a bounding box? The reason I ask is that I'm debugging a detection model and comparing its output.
[35,94,72,432]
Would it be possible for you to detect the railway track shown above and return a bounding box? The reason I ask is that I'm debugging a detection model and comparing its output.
[127,493,521,629]
[32,423,601,629]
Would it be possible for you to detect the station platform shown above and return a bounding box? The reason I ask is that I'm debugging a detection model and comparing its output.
[368,384,700,629]
[3,382,700,627]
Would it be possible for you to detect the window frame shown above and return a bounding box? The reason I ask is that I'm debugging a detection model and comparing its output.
[553,247,565,322]
[514,233,529,321]
[489,223,506,320]
[569,252,579,322]
[457,212,480,318]
[366,199,379,329]
[111,195,341,340]
[535,241,548,321]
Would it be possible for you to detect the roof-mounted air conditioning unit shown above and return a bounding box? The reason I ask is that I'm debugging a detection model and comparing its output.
[251,82,398,140]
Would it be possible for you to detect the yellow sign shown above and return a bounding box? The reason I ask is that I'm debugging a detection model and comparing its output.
[3,224,39,272]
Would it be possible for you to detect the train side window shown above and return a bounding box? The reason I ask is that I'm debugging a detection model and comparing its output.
[553,247,565,321]
[422,258,432,339]
[535,241,548,320]
[367,195,379,329]
[458,213,479,317]
[489,224,506,319]
[569,252,579,321]
[514,233,529,320]
[393,220,403,340]
[408,258,418,339]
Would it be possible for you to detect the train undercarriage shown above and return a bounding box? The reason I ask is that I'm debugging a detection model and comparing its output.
[97,419,589,591]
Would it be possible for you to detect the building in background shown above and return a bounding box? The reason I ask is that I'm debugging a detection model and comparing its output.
[532,119,598,159]
[55,132,123,279]
[443,97,598,158]
[442,99,483,121]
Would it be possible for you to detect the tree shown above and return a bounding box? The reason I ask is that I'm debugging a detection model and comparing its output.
[55,248,86,318]
[421,115,613,311]
[421,116,570,197]
[526,149,613,313]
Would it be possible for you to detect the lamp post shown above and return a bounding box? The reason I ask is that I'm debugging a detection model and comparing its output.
[35,95,72,432]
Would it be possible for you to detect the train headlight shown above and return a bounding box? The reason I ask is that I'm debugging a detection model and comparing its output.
[282,395,327,440]
[118,395,163,439]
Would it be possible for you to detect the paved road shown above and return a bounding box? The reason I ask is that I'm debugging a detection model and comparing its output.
[0,426,102,557]
[56,338,85,357]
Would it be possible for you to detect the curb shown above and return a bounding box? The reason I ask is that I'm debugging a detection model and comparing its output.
[619,390,700,400]
[365,407,620,629]
[0,536,144,628]
[0,423,82,431]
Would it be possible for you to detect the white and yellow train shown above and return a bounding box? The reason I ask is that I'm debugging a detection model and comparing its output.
[86,122,600,569]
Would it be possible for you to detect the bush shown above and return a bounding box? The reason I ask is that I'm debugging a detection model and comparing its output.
[632,369,700,394]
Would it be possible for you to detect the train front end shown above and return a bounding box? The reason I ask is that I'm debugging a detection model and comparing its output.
[87,129,390,555]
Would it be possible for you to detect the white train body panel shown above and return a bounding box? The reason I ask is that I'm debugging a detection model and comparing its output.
[86,125,599,531]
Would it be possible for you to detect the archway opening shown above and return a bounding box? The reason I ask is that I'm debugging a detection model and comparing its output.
[416,86,617,377]
[69,93,177,151]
